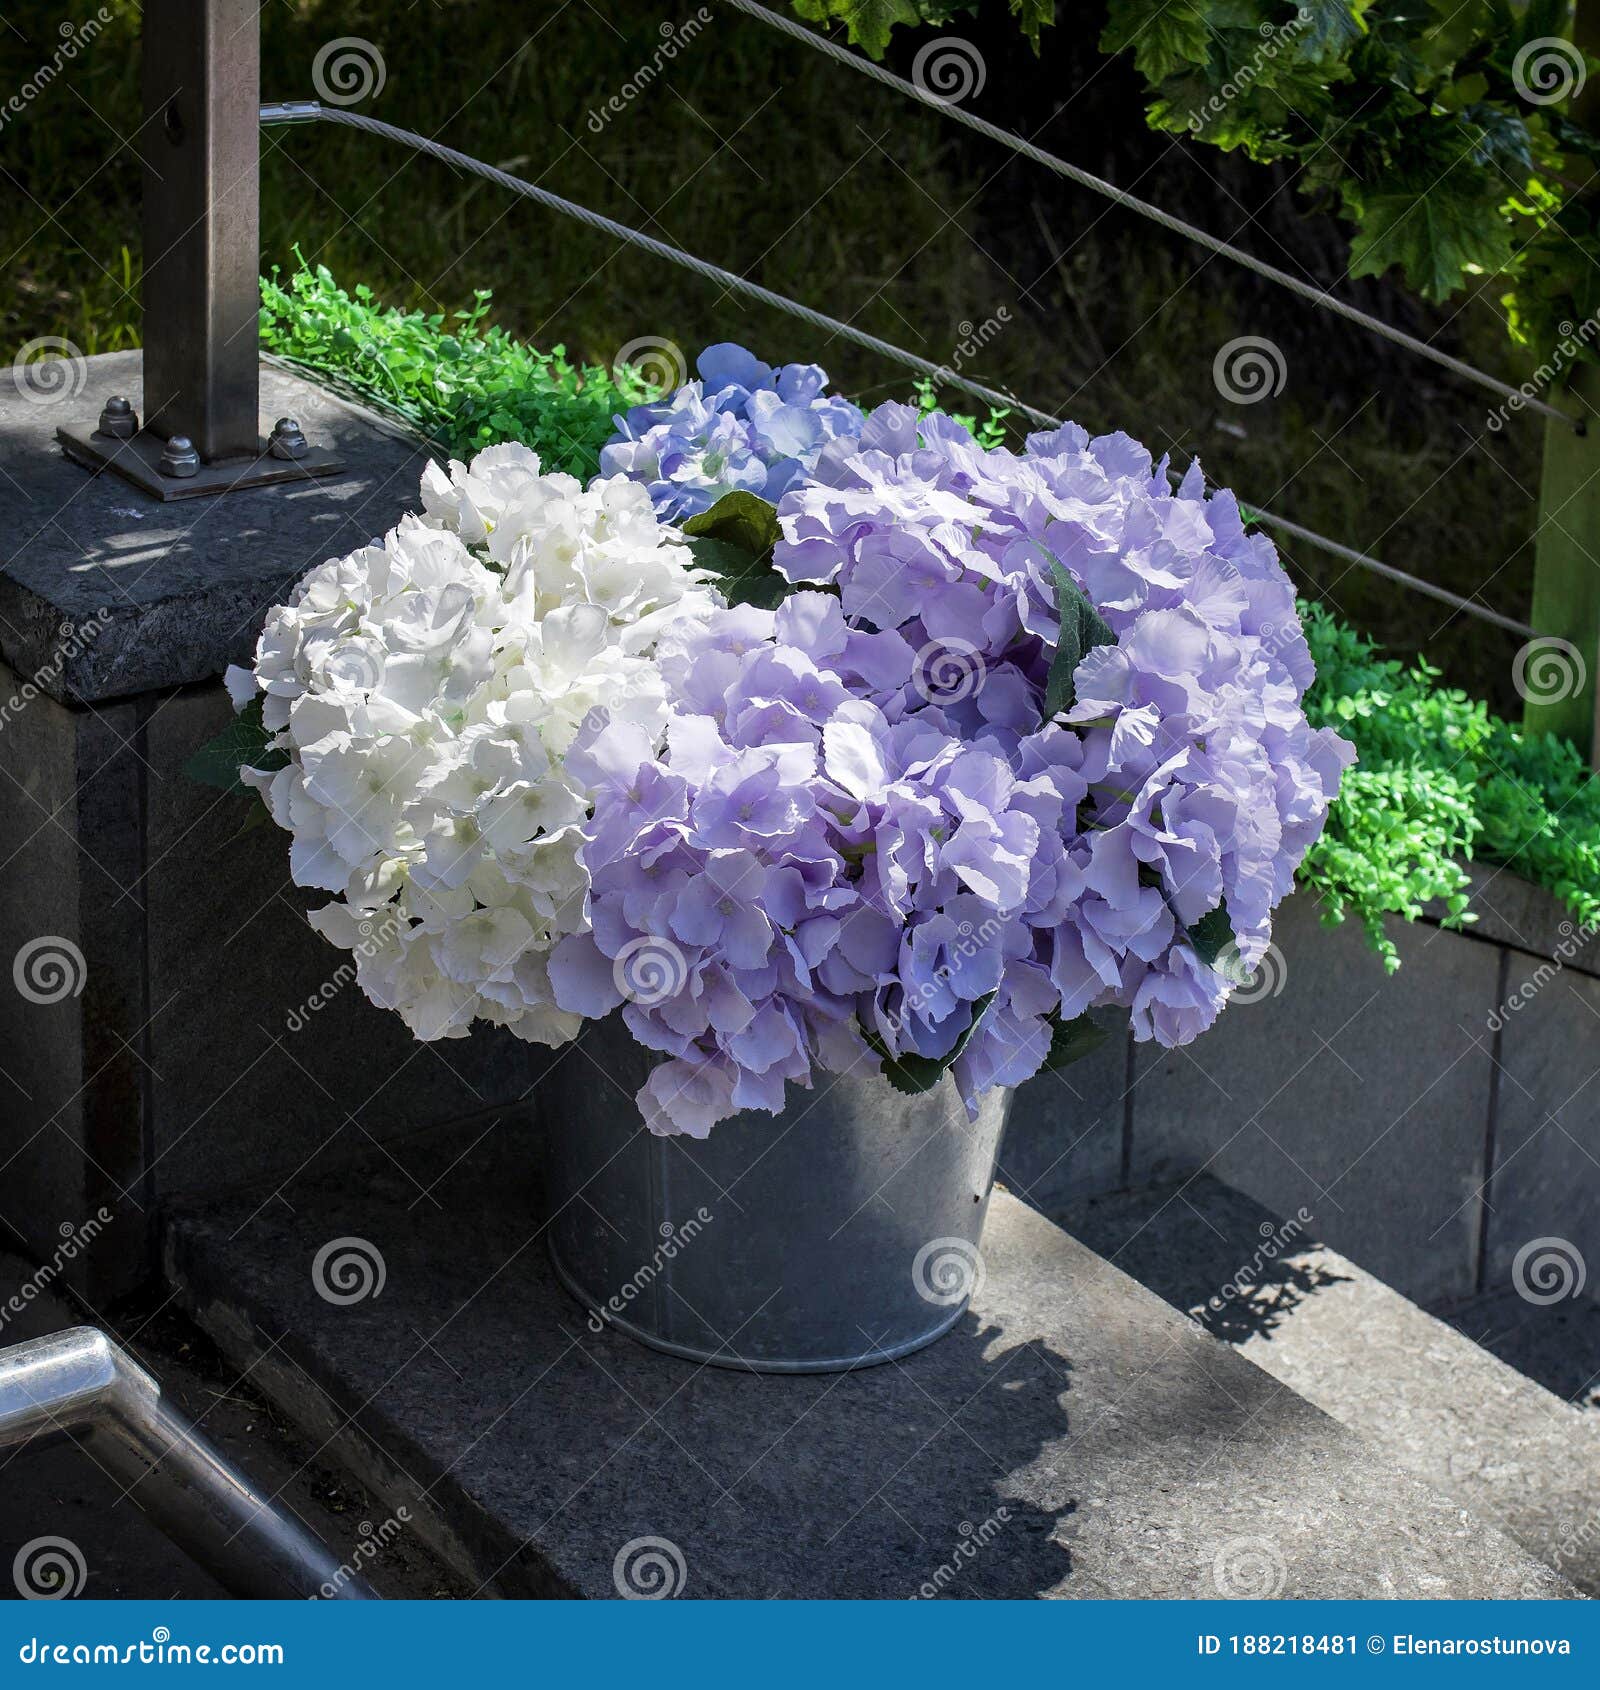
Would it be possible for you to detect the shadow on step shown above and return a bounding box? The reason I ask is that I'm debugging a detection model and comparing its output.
[163,1115,1085,1598]
[1439,1289,1600,1412]
[1035,1173,1352,1346]
[162,1117,1578,1599]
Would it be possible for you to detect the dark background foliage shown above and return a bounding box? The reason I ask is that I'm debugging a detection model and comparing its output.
[0,0,1555,711]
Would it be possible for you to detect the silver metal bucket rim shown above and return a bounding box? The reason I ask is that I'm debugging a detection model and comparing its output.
[546,1237,973,1374]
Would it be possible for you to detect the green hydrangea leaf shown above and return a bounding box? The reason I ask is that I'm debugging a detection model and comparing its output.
[681,490,783,557]
[183,697,285,796]
[1042,556,1117,720]
[1038,1011,1113,1073]
[1186,902,1236,968]
[682,492,789,608]
[864,992,996,1095]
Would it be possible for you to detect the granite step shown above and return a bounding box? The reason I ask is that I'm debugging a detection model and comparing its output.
[1051,1174,1600,1595]
[0,1249,465,1599]
[160,1116,1574,1600]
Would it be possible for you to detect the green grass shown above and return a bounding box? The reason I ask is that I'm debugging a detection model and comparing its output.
[257,257,1600,966]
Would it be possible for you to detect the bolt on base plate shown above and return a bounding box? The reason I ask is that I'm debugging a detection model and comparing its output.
[56,413,344,502]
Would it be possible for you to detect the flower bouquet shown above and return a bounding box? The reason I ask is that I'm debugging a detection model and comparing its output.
[208,343,1352,1370]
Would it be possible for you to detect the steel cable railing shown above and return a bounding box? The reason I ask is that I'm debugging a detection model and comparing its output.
[717,0,1579,435]
[260,101,1539,641]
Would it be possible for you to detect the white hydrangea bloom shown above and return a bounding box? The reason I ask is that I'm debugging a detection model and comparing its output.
[232,443,720,1047]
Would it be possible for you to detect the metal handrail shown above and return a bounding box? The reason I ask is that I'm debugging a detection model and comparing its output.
[0,1327,376,1600]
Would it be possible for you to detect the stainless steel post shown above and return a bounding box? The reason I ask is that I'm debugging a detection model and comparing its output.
[139,0,262,461]
[55,0,344,498]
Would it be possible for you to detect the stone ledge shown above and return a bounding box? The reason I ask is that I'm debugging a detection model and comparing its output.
[1422,861,1600,983]
[0,350,429,705]
[161,1118,1574,1600]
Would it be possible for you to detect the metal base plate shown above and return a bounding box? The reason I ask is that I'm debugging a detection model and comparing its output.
[57,425,344,501]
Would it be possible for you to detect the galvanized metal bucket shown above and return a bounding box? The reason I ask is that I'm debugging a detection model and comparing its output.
[542,1013,1013,1373]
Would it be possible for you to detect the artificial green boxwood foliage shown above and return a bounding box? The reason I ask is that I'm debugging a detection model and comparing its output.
[260,257,654,480]
[1301,603,1600,968]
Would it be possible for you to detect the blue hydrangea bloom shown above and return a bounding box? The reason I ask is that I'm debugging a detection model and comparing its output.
[600,343,864,520]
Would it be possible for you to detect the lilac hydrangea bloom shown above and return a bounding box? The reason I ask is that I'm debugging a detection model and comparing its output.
[600,343,864,520]
[773,406,1354,1046]
[557,393,1353,1137]
[548,593,1054,1136]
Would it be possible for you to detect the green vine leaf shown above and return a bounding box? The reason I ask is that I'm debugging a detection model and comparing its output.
[791,0,925,58]
[1346,182,1515,302]
[1100,0,1211,84]
[788,0,1600,371]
